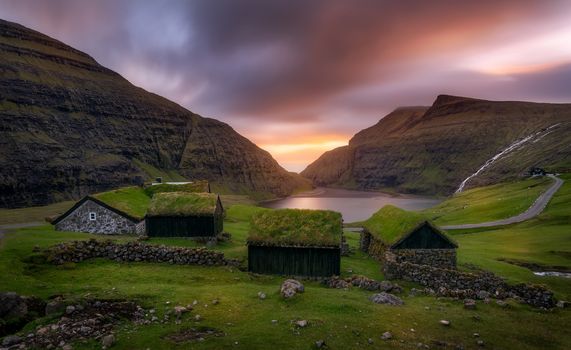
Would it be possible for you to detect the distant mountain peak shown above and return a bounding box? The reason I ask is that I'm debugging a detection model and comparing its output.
[302,95,571,195]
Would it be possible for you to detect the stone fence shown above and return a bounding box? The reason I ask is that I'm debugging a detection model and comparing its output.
[45,239,239,267]
[384,256,555,308]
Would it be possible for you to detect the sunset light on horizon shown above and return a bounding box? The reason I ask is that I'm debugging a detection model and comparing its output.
[2,0,571,172]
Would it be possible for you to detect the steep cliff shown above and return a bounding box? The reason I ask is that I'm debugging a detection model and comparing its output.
[0,19,308,208]
[302,96,571,195]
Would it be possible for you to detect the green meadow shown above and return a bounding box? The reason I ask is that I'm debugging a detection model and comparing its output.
[0,175,570,349]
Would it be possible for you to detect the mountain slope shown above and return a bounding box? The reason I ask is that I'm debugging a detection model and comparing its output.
[302,96,571,195]
[0,19,308,208]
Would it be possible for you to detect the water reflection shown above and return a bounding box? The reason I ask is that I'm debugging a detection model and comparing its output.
[262,187,441,222]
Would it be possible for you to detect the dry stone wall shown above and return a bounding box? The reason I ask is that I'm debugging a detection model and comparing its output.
[55,200,143,235]
[384,255,555,308]
[45,239,239,266]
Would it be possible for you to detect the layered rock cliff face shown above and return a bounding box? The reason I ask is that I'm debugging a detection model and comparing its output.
[302,96,571,195]
[0,19,307,208]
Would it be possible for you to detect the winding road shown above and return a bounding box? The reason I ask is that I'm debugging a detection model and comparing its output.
[442,174,564,230]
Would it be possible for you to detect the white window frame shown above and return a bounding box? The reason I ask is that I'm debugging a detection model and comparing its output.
[89,212,97,221]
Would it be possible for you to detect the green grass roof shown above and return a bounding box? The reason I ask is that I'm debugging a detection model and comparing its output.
[362,205,428,244]
[144,181,210,197]
[93,187,151,220]
[146,192,219,217]
[247,209,343,248]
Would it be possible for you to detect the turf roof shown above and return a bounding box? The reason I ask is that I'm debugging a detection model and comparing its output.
[93,187,151,220]
[144,181,210,197]
[247,209,343,248]
[146,192,220,217]
[362,205,432,244]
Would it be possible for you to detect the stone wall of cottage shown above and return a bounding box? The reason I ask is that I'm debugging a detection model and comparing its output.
[359,230,386,261]
[55,200,143,235]
[387,249,456,269]
[383,254,555,308]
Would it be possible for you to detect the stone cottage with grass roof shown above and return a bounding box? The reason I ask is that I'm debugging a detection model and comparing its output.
[145,192,224,238]
[247,209,343,277]
[360,205,458,269]
[52,187,149,235]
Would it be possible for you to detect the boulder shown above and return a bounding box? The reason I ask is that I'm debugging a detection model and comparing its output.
[369,293,404,306]
[464,299,477,310]
[2,335,22,347]
[0,292,46,336]
[295,320,308,328]
[45,299,66,316]
[101,334,115,348]
[281,279,305,299]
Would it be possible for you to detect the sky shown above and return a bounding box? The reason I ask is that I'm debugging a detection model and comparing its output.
[1,0,571,172]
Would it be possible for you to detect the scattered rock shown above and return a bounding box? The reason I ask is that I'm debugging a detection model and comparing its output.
[496,300,508,308]
[45,298,66,316]
[65,305,76,315]
[556,300,569,308]
[212,299,219,305]
[315,339,325,348]
[476,291,490,300]
[464,299,477,310]
[476,340,485,347]
[2,335,22,347]
[194,314,202,321]
[271,320,278,324]
[281,279,305,299]
[257,292,266,300]
[440,320,451,326]
[368,338,374,344]
[101,334,115,348]
[369,293,404,306]
[473,333,480,337]
[62,344,73,350]
[174,306,188,316]
[381,331,392,340]
[165,327,224,343]
[295,320,308,328]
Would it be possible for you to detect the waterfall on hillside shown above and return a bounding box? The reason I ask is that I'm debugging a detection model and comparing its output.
[455,124,561,193]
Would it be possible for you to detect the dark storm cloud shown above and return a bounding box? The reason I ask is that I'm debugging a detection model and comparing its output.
[0,0,570,171]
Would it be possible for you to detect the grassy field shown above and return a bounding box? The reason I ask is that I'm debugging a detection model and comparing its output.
[423,177,553,225]
[0,200,76,225]
[0,176,570,349]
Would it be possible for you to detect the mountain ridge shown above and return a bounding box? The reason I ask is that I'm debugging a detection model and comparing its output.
[302,95,571,195]
[0,19,308,208]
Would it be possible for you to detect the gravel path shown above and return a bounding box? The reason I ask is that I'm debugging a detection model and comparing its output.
[443,174,564,230]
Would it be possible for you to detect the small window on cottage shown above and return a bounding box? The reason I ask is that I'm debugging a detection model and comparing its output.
[89,212,97,221]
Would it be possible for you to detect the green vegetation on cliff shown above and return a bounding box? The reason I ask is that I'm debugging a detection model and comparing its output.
[302,96,571,195]
[0,19,308,208]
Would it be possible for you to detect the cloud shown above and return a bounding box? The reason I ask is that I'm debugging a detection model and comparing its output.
[1,0,570,171]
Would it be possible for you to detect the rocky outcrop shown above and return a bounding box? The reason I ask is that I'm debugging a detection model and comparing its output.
[302,97,571,195]
[44,239,239,266]
[0,19,308,208]
[0,292,46,337]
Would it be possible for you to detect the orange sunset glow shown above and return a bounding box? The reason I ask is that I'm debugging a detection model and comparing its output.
[3,0,571,172]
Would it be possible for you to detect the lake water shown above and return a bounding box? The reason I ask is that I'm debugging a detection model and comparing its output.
[261,187,441,222]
